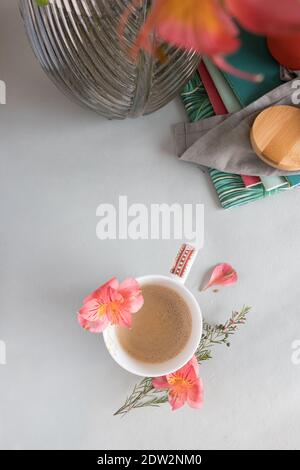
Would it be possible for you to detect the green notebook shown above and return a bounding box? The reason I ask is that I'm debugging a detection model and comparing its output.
[223,30,282,107]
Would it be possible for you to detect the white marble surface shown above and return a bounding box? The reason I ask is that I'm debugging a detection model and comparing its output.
[1,1,300,450]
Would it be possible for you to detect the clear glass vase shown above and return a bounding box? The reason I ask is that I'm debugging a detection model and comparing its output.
[19,0,200,119]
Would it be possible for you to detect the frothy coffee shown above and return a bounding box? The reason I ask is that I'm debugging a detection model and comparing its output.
[117,284,192,364]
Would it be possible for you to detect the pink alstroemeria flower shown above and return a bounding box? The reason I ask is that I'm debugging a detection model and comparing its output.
[121,0,239,66]
[152,356,204,411]
[121,0,300,81]
[78,277,144,333]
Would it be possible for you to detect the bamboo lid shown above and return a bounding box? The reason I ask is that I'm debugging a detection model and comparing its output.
[250,105,300,171]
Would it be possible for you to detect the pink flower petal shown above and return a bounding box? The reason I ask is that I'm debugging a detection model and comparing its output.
[226,0,300,36]
[79,298,102,322]
[213,55,263,83]
[121,0,300,82]
[83,278,118,304]
[132,0,240,58]
[168,390,186,411]
[116,309,133,329]
[77,277,143,334]
[187,378,204,409]
[119,277,144,313]
[154,356,204,411]
[77,313,109,333]
[189,356,199,376]
[105,302,133,328]
[118,277,140,292]
[167,356,198,381]
[156,12,239,57]
[123,292,144,314]
[109,288,124,304]
[184,366,198,384]
[152,376,170,390]
[202,263,238,291]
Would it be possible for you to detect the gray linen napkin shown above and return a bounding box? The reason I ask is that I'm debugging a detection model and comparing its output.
[174,78,300,176]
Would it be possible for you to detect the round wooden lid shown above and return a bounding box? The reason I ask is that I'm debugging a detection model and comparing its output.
[250,105,300,171]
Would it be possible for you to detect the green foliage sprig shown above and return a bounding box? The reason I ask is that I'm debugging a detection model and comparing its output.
[114,306,251,416]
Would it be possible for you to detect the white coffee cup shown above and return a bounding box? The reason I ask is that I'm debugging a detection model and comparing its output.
[103,244,202,377]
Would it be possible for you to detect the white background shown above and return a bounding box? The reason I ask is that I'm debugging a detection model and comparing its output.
[0,1,300,450]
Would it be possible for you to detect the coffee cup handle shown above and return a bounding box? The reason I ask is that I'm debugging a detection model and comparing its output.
[169,243,198,285]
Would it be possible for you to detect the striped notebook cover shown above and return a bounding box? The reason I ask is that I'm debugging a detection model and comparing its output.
[180,73,292,209]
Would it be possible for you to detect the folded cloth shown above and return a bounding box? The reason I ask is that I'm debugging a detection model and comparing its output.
[198,60,262,187]
[180,72,290,209]
[174,79,300,176]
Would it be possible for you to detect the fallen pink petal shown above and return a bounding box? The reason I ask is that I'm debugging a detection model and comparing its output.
[202,263,238,291]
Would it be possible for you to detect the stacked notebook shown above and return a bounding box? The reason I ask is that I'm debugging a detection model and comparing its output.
[180,31,300,209]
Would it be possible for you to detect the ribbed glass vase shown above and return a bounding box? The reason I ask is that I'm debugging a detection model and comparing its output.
[19,0,200,119]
